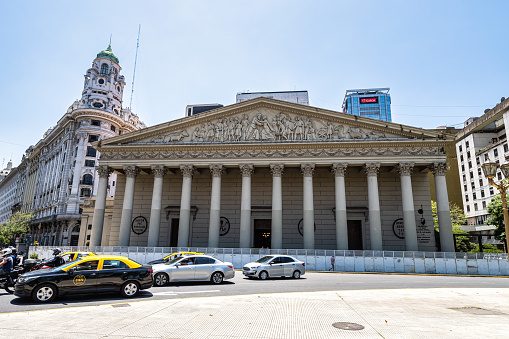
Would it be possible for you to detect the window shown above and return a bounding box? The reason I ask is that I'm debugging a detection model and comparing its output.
[470,172,474,179]
[478,168,482,176]
[80,188,91,197]
[505,144,509,152]
[474,203,478,211]
[462,175,466,182]
[93,102,103,108]
[476,157,480,165]
[460,155,464,162]
[467,205,470,212]
[86,235,90,240]
[479,179,483,186]
[461,165,465,172]
[482,201,486,209]
[112,181,115,186]
[473,192,476,199]
[86,147,97,157]
[468,161,472,169]
[464,185,467,192]
[281,257,295,263]
[98,78,105,85]
[110,125,116,132]
[74,260,99,271]
[88,135,99,142]
[82,174,93,185]
[481,190,485,198]
[485,154,489,161]
[467,151,471,159]
[102,260,129,269]
[466,141,469,148]
[195,257,216,265]
[100,63,108,75]
[85,160,95,167]
[465,195,469,202]
[490,187,494,195]
[471,182,475,189]
[498,172,502,180]
[88,224,92,230]
[494,149,499,157]
[91,120,101,126]
[459,145,463,152]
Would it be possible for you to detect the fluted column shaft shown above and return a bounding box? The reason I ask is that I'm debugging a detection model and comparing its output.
[178,165,195,247]
[119,166,139,246]
[70,133,87,197]
[270,164,284,249]
[301,164,315,249]
[332,163,348,250]
[239,164,254,248]
[147,166,167,247]
[366,163,383,250]
[398,163,418,251]
[90,166,111,246]
[431,162,455,252]
[208,165,225,248]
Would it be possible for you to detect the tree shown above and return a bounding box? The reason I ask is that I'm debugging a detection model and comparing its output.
[432,201,473,252]
[0,212,33,246]
[485,194,507,246]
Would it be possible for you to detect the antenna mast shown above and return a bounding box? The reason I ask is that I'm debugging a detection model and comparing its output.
[130,25,141,109]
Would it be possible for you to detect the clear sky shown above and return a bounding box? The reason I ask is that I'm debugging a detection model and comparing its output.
[1,1,508,167]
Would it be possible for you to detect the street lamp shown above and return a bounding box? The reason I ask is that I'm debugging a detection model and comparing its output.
[481,161,509,253]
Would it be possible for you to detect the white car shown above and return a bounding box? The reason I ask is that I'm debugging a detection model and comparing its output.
[243,255,306,280]
[152,255,235,286]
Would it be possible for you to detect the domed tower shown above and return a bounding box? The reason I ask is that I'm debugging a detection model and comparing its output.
[81,45,125,115]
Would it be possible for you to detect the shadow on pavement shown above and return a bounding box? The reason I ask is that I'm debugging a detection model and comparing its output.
[10,290,154,306]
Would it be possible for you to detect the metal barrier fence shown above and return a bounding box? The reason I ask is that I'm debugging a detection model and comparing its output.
[29,246,509,276]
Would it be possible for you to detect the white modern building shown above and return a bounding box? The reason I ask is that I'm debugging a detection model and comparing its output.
[236,91,309,106]
[17,45,145,246]
[455,97,509,249]
[0,167,19,224]
[0,160,13,182]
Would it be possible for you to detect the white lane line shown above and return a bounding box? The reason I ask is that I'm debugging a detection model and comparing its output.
[152,290,220,296]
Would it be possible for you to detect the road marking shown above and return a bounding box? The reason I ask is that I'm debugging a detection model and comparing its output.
[152,290,220,296]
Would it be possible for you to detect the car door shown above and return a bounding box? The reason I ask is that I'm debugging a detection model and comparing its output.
[268,257,284,277]
[60,259,99,295]
[170,257,196,282]
[95,259,131,292]
[281,257,296,276]
[194,256,216,281]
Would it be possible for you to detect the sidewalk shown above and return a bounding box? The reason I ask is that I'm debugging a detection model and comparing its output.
[0,288,508,338]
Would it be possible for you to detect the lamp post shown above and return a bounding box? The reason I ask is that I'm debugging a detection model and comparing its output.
[481,161,509,253]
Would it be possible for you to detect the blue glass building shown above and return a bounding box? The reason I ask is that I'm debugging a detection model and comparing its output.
[342,88,392,122]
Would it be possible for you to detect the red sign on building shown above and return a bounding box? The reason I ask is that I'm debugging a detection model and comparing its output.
[360,97,378,104]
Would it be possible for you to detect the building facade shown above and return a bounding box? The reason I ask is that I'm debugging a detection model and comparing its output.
[342,88,392,122]
[236,91,309,106]
[0,167,19,224]
[185,104,224,117]
[455,97,509,248]
[86,97,455,252]
[19,46,145,246]
[0,161,13,182]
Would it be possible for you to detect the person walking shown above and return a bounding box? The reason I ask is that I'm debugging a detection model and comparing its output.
[329,255,335,271]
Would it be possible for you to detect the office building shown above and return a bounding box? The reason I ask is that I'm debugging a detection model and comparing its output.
[342,88,392,122]
[236,91,309,106]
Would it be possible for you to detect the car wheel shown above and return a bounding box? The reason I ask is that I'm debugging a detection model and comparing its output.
[154,273,169,287]
[292,270,301,279]
[259,270,269,280]
[210,272,224,284]
[121,281,140,298]
[32,283,57,303]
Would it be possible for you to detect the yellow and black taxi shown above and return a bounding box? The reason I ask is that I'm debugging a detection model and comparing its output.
[14,255,153,303]
[147,251,204,265]
[62,251,96,262]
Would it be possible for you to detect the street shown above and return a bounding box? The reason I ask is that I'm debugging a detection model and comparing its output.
[1,271,507,313]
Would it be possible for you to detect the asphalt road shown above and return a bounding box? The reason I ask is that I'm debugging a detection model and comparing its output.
[1,271,507,314]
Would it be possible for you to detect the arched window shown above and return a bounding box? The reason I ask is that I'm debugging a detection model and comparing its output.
[72,225,80,233]
[82,174,93,185]
[100,63,109,75]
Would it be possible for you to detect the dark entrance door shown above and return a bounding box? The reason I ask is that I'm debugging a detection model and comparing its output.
[70,235,79,246]
[347,220,363,250]
[170,218,179,247]
[253,219,271,248]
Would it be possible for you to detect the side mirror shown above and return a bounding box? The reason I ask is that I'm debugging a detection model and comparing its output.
[175,263,180,267]
[67,268,75,275]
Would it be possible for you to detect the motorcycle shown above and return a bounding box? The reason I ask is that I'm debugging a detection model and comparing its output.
[0,259,40,294]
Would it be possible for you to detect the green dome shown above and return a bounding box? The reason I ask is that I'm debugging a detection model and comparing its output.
[97,45,119,64]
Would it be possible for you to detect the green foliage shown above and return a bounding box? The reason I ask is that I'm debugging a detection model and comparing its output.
[469,243,503,253]
[29,253,39,259]
[486,194,507,245]
[432,200,473,252]
[0,212,33,246]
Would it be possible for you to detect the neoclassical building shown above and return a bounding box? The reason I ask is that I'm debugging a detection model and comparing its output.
[88,97,455,252]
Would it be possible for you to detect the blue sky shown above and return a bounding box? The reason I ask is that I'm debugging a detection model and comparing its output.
[1,1,508,167]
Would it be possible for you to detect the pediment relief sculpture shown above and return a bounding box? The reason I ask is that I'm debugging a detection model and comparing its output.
[140,111,395,145]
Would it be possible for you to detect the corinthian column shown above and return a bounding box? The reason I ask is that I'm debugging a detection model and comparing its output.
[147,165,167,247]
[208,165,225,248]
[270,164,284,249]
[90,165,112,246]
[118,166,140,246]
[239,164,254,248]
[332,163,348,250]
[178,165,195,247]
[301,164,315,249]
[398,163,418,251]
[365,163,383,250]
[430,162,454,252]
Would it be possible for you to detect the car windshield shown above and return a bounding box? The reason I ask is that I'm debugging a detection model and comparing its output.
[255,256,274,263]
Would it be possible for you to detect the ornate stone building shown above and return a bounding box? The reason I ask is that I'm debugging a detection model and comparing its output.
[87,97,455,252]
[18,46,145,246]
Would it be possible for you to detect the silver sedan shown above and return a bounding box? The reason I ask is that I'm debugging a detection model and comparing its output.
[152,255,235,286]
[243,255,306,280]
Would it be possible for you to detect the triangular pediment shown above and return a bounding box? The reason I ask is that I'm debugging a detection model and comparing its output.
[100,97,448,147]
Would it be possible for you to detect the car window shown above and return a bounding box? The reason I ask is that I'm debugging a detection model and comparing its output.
[271,257,283,264]
[74,260,99,271]
[256,256,274,263]
[281,257,295,263]
[102,260,129,270]
[179,257,195,265]
[195,257,216,265]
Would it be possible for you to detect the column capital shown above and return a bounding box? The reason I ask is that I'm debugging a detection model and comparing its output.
[331,163,347,177]
[123,165,140,178]
[180,164,195,178]
[397,163,414,176]
[96,165,112,178]
[270,163,285,177]
[239,164,254,177]
[151,165,167,178]
[209,164,226,177]
[75,132,88,141]
[301,163,315,177]
[364,163,380,177]
[429,162,449,176]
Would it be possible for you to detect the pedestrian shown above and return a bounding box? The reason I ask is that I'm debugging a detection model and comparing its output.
[329,255,335,271]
